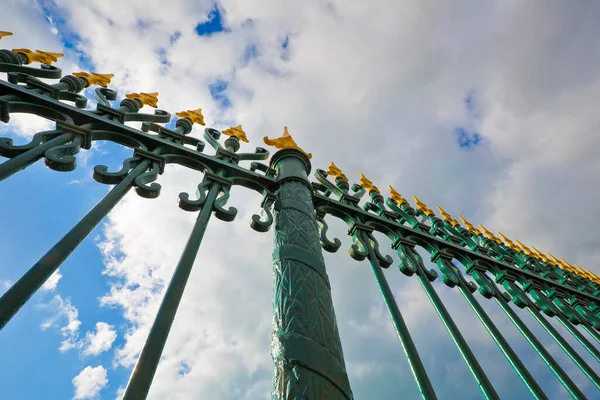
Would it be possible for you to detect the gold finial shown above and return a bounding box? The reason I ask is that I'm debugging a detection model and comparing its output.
[586,269,600,284]
[176,108,205,126]
[436,206,459,227]
[573,264,592,279]
[359,174,380,193]
[0,31,13,40]
[514,239,534,257]
[388,185,408,206]
[263,127,312,159]
[12,49,64,64]
[478,225,502,244]
[547,253,567,269]
[72,72,114,88]
[531,246,551,263]
[459,216,482,235]
[560,259,579,274]
[327,162,348,181]
[413,196,434,217]
[498,232,521,252]
[221,124,248,142]
[125,92,159,108]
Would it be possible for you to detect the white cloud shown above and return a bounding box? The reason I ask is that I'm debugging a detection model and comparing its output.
[40,294,81,352]
[72,365,108,400]
[82,322,118,356]
[41,269,63,292]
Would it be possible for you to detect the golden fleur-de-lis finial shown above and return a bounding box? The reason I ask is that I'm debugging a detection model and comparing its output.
[585,269,600,284]
[222,124,249,142]
[263,127,312,159]
[413,196,434,216]
[125,92,159,108]
[459,216,482,235]
[72,72,114,88]
[176,108,205,126]
[514,239,534,257]
[436,206,459,227]
[0,31,13,40]
[12,49,64,64]
[531,246,550,263]
[327,162,348,181]
[388,185,408,206]
[497,232,521,252]
[572,264,591,279]
[546,253,566,269]
[478,225,502,244]
[359,174,380,193]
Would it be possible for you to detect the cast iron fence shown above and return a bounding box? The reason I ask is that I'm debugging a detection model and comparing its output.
[1,32,599,400]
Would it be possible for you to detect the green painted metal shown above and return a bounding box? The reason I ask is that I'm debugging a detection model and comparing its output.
[123,176,221,400]
[270,149,352,399]
[0,158,152,329]
[1,43,600,400]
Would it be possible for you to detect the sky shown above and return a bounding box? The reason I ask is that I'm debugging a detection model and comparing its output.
[1,0,600,399]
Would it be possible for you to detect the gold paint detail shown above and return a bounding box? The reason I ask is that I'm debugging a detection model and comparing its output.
[176,108,206,126]
[0,31,13,40]
[498,232,521,252]
[327,162,348,182]
[263,127,312,159]
[12,48,64,64]
[531,247,551,263]
[478,225,502,244]
[515,239,534,257]
[413,196,434,217]
[125,92,159,108]
[388,186,408,206]
[359,174,380,194]
[436,206,459,227]
[72,72,114,88]
[222,124,248,142]
[459,216,482,235]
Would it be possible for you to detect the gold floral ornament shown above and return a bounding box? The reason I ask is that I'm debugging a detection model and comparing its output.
[413,196,434,217]
[531,246,551,263]
[436,206,459,227]
[388,185,409,206]
[514,239,534,257]
[359,174,380,193]
[125,92,159,108]
[478,225,502,244]
[222,124,248,142]
[72,72,114,88]
[458,216,482,236]
[586,269,600,284]
[263,126,312,159]
[12,48,64,64]
[498,232,526,254]
[0,31,13,40]
[176,108,205,126]
[327,162,348,181]
[547,253,569,270]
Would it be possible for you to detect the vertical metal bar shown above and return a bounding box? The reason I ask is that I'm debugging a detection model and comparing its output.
[580,324,600,347]
[0,160,150,330]
[416,275,499,400]
[367,255,437,400]
[457,286,548,400]
[556,316,600,363]
[526,308,600,391]
[493,297,588,398]
[122,182,220,400]
[0,133,72,182]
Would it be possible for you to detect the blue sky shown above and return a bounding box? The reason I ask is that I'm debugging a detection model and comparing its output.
[2,1,600,399]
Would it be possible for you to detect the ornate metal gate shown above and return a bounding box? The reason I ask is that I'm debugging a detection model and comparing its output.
[1,32,599,399]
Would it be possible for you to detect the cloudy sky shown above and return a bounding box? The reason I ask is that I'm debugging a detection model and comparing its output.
[1,0,600,399]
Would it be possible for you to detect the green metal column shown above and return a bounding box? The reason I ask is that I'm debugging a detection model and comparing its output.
[270,148,353,400]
